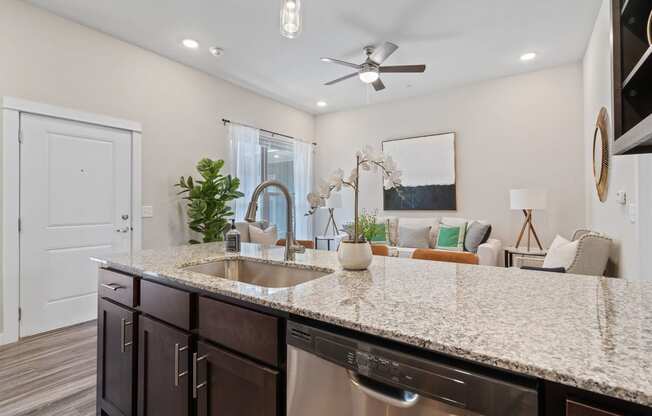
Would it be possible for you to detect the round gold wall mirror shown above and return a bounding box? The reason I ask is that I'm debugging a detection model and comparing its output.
[593,107,609,202]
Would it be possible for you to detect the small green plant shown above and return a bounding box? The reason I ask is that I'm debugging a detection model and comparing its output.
[358,210,379,242]
[175,158,244,244]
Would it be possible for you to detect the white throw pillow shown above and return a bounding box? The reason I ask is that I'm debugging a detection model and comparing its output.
[542,235,579,270]
[248,224,278,246]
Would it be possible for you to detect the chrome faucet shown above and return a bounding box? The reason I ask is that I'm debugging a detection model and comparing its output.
[244,180,306,261]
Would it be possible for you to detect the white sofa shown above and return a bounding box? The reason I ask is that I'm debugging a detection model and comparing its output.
[381,216,502,266]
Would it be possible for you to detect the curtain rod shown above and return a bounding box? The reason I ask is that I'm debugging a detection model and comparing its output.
[221,118,317,146]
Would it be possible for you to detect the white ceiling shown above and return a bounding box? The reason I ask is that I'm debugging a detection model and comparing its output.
[28,0,601,114]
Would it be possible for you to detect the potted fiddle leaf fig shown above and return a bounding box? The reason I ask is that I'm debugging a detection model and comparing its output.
[175,158,244,244]
[306,146,402,270]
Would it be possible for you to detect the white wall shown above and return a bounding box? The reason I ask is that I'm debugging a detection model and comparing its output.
[314,64,586,250]
[0,0,314,333]
[582,0,652,279]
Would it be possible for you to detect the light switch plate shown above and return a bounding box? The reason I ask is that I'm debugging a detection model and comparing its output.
[628,203,637,224]
[615,190,627,205]
[142,205,153,218]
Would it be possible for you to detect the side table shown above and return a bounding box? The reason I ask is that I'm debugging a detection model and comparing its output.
[504,246,548,268]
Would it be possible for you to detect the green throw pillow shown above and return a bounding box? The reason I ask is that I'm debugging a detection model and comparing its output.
[436,224,467,251]
[371,223,387,242]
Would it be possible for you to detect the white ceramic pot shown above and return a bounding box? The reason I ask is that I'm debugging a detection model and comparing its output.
[338,240,373,270]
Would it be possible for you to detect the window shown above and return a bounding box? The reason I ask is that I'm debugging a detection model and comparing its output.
[259,134,294,238]
[229,124,313,240]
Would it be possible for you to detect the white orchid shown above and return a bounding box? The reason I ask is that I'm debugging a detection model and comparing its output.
[305,146,403,242]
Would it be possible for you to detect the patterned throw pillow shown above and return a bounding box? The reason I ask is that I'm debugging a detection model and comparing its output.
[436,224,467,251]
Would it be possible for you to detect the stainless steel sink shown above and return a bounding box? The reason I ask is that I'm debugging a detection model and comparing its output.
[182,259,330,288]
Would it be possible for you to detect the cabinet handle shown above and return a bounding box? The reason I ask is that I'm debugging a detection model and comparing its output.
[101,283,125,291]
[120,319,133,353]
[174,343,189,387]
[192,352,208,399]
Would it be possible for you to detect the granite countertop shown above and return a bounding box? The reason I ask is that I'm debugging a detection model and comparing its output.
[92,242,652,407]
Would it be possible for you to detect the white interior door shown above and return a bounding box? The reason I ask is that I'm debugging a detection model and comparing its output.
[19,113,132,337]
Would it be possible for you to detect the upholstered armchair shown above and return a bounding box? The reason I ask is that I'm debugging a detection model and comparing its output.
[566,229,613,276]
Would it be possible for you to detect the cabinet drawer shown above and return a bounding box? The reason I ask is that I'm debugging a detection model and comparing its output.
[567,400,623,416]
[198,296,279,367]
[99,268,138,307]
[140,280,193,330]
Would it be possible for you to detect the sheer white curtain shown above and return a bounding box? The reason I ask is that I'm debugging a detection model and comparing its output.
[229,124,261,221]
[293,140,314,240]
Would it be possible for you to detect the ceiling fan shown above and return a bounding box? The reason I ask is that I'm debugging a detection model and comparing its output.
[320,42,426,91]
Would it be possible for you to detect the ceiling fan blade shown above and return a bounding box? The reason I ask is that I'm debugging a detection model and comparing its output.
[324,72,358,85]
[380,65,426,73]
[369,42,398,64]
[372,78,385,91]
[320,57,362,69]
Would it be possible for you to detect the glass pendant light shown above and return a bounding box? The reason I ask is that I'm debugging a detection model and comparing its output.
[280,0,302,39]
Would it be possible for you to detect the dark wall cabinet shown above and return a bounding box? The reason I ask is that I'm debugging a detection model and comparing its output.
[97,268,282,416]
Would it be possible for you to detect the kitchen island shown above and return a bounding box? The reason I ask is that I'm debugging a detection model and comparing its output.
[92,242,652,416]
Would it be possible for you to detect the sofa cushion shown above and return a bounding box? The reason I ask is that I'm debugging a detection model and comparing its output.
[398,224,431,248]
[411,249,479,265]
[436,224,467,251]
[464,221,492,253]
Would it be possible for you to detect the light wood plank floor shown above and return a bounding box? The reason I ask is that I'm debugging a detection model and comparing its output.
[0,321,97,416]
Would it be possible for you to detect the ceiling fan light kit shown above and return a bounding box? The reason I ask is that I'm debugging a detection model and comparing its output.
[280,0,302,39]
[321,42,426,91]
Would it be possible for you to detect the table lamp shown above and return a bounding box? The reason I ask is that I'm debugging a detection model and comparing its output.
[321,193,341,236]
[510,189,547,251]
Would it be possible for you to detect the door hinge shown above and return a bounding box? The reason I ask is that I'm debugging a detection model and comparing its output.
[18,307,22,321]
[18,217,22,233]
[18,128,23,143]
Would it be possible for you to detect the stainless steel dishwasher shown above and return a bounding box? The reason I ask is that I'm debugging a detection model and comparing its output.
[287,321,538,416]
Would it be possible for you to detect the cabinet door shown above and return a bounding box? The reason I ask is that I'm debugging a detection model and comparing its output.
[98,298,137,416]
[195,340,279,416]
[137,316,191,416]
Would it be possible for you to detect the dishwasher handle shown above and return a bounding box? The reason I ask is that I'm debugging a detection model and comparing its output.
[348,370,420,409]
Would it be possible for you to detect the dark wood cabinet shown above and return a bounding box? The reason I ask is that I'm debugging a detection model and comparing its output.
[195,340,278,416]
[198,296,280,367]
[98,298,138,416]
[567,400,623,416]
[137,315,192,416]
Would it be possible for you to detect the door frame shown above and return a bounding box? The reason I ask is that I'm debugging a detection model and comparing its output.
[1,97,142,345]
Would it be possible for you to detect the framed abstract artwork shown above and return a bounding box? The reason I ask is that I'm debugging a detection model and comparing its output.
[382,132,456,210]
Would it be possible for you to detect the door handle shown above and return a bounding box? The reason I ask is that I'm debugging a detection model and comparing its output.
[115,227,130,233]
[192,352,208,398]
[101,283,124,291]
[120,319,133,353]
[174,343,189,387]
[348,371,420,408]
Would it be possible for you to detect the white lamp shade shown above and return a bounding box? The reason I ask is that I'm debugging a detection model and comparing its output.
[325,193,342,209]
[510,189,547,210]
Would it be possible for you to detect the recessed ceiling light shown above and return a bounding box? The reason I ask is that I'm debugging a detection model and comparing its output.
[182,39,199,49]
[316,101,327,107]
[209,47,224,57]
[273,154,280,159]
[520,52,537,61]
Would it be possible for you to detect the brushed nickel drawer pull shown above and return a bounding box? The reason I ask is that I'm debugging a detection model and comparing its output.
[101,283,125,291]
[192,352,208,399]
[120,319,133,353]
[174,343,189,387]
